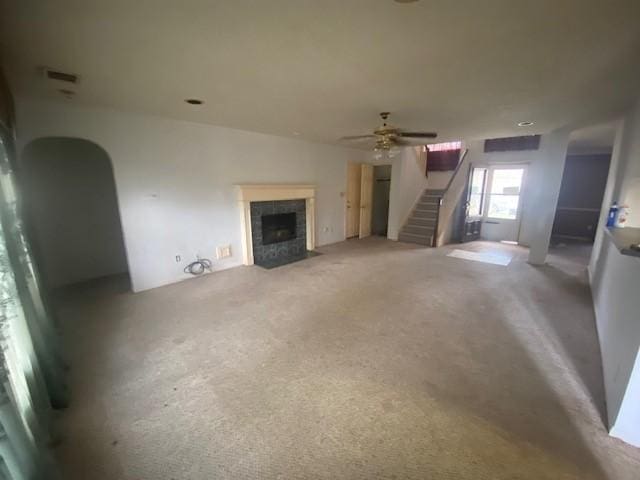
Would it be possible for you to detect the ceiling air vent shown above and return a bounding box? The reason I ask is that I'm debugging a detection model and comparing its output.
[42,68,79,84]
[484,135,541,153]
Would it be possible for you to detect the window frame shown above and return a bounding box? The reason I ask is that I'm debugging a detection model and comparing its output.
[484,166,526,221]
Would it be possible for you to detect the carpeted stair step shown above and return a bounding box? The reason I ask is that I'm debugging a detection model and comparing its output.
[408,217,436,227]
[398,231,432,245]
[398,187,443,246]
[415,201,439,210]
[402,224,435,235]
[411,209,438,219]
[421,193,443,202]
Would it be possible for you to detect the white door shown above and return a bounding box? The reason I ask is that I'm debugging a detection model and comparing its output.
[480,165,527,242]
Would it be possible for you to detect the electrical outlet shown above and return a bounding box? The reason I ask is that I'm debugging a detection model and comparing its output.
[175,255,181,262]
[216,245,232,259]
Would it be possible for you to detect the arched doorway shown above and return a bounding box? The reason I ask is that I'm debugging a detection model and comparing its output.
[21,137,130,289]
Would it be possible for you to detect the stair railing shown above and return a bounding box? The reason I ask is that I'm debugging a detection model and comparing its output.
[432,148,469,246]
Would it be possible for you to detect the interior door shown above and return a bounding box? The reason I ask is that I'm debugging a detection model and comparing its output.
[481,165,527,242]
[346,162,361,238]
[359,163,373,238]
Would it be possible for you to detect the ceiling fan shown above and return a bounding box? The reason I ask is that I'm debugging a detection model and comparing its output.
[340,112,437,151]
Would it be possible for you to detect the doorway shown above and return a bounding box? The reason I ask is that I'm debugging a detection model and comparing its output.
[372,165,391,236]
[21,137,130,289]
[552,154,611,242]
[549,121,617,266]
[463,164,527,243]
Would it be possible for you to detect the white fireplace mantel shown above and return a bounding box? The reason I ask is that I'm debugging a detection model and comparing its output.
[235,184,316,265]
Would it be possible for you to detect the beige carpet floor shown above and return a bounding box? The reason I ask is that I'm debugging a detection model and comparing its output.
[53,238,640,479]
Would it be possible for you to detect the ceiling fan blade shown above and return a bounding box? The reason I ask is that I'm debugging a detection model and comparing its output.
[339,135,377,141]
[394,138,427,146]
[398,132,438,139]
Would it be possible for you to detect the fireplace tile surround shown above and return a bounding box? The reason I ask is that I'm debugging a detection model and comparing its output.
[236,184,316,266]
[250,199,306,266]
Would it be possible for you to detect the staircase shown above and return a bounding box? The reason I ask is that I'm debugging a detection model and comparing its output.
[397,148,469,248]
[397,189,444,246]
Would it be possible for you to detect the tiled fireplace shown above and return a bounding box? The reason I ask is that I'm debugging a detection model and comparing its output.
[236,184,316,267]
[250,199,306,267]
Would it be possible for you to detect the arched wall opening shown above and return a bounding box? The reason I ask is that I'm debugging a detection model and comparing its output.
[21,137,130,289]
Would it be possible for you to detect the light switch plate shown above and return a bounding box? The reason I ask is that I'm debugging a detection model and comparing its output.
[216,245,232,259]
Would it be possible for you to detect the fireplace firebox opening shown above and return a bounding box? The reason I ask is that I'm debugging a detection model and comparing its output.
[261,212,297,245]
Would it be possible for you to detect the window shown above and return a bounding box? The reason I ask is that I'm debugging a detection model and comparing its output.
[486,168,524,219]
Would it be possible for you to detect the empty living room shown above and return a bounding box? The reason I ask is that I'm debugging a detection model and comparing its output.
[1,1,640,479]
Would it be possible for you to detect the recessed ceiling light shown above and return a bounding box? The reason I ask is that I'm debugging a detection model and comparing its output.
[185,99,204,105]
[517,121,534,127]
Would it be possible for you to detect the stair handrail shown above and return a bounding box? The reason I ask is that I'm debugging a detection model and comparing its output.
[442,148,469,196]
[432,148,469,246]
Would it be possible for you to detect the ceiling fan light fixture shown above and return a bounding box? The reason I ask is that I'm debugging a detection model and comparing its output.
[342,112,437,155]
[388,147,401,158]
[372,145,401,160]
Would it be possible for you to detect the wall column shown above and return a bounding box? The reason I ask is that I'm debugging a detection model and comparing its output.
[527,129,571,265]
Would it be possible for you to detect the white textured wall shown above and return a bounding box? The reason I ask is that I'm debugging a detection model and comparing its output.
[590,235,640,441]
[589,97,640,446]
[15,98,366,291]
[611,348,640,447]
